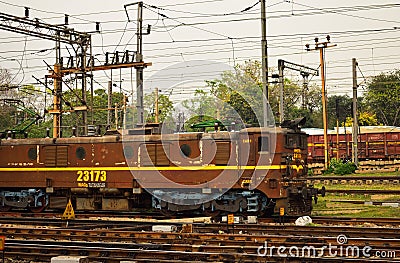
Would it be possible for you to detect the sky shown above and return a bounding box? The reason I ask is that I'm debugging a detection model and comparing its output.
[1,0,400,109]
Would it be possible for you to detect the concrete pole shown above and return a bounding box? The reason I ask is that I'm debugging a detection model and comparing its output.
[319,48,329,170]
[261,0,269,127]
[107,81,112,127]
[136,2,144,126]
[352,58,359,166]
[155,88,159,123]
[278,59,284,123]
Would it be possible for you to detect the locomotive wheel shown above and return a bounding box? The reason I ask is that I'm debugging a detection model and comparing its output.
[203,209,220,218]
[0,205,11,212]
[29,196,47,213]
[160,208,177,217]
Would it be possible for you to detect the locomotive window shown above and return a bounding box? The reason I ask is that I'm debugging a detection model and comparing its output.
[300,135,308,149]
[76,147,86,160]
[123,146,134,159]
[286,134,298,148]
[258,137,269,152]
[28,147,37,160]
[180,144,191,158]
[286,134,307,150]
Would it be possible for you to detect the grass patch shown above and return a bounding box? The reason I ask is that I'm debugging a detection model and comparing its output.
[315,171,400,177]
[312,193,400,217]
[310,172,400,217]
[313,205,399,217]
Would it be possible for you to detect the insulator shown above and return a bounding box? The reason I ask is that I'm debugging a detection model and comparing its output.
[64,14,69,25]
[24,7,29,18]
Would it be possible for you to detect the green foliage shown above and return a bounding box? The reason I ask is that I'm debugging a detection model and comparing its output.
[200,60,324,126]
[364,70,400,126]
[144,90,173,123]
[327,95,352,129]
[206,60,264,125]
[324,158,357,175]
[344,112,379,127]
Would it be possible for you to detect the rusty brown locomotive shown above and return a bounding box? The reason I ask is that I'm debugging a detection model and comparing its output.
[0,118,323,217]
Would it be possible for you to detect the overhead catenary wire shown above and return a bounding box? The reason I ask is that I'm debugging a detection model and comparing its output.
[0,1,400,100]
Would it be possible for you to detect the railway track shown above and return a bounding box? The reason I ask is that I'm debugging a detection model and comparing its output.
[308,175,400,185]
[1,213,400,228]
[325,189,400,195]
[2,222,400,262]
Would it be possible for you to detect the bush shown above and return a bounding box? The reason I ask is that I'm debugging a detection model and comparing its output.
[323,158,357,175]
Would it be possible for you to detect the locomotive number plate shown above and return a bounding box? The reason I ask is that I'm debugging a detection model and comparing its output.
[77,170,107,182]
[293,149,302,159]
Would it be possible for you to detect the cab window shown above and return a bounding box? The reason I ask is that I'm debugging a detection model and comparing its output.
[258,136,269,152]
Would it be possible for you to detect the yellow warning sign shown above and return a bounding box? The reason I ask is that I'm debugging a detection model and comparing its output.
[279,207,285,216]
[0,236,5,251]
[62,199,75,220]
[227,214,234,224]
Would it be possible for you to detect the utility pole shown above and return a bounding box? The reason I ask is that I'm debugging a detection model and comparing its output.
[123,94,127,129]
[335,98,340,160]
[352,58,359,166]
[53,35,62,138]
[107,81,112,128]
[136,2,144,126]
[278,60,284,123]
[155,88,159,123]
[125,1,151,127]
[260,0,269,127]
[115,103,119,130]
[306,36,336,170]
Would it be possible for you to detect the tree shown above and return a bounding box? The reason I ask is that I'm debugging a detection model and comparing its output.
[344,112,379,127]
[327,95,352,129]
[144,90,173,123]
[206,60,264,126]
[364,70,400,126]
[204,60,321,127]
[0,68,41,136]
[60,88,126,135]
[181,89,221,131]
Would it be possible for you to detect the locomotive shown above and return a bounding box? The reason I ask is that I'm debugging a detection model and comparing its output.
[0,117,323,217]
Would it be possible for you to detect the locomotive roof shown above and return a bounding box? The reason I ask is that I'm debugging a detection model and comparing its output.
[0,126,297,146]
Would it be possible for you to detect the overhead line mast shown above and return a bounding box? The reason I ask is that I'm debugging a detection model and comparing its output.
[260,0,270,127]
[0,9,91,138]
[0,7,151,138]
[125,1,151,127]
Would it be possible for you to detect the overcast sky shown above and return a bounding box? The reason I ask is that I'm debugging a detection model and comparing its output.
[1,0,400,104]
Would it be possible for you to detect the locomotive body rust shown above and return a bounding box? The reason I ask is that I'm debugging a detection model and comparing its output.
[0,122,322,216]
